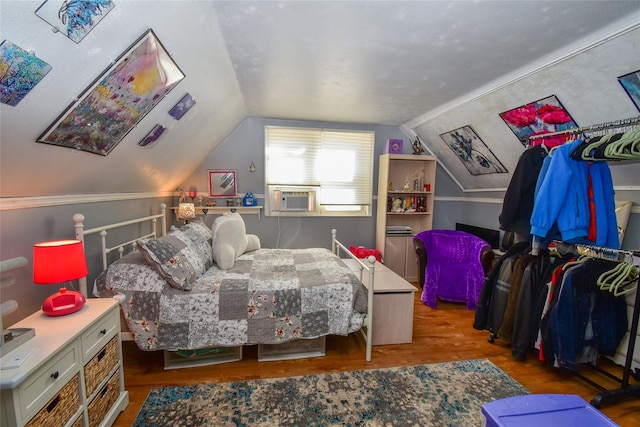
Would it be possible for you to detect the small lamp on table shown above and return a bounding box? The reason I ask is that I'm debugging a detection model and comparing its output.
[177,202,196,224]
[33,239,88,317]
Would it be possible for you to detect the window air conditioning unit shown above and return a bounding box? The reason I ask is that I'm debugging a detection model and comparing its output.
[267,185,320,216]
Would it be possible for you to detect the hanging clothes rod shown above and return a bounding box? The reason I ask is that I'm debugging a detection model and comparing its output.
[574,243,640,264]
[528,115,640,140]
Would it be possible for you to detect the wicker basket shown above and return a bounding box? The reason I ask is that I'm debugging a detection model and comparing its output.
[84,336,118,397]
[87,372,119,427]
[71,415,83,427]
[26,374,80,427]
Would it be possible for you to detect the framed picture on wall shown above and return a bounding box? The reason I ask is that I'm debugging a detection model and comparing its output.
[35,0,115,44]
[439,125,508,176]
[0,40,52,106]
[138,124,166,147]
[208,170,237,198]
[36,29,185,155]
[618,70,640,112]
[169,93,196,120]
[499,95,578,144]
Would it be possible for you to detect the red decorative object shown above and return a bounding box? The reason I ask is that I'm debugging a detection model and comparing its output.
[33,239,88,316]
[499,95,577,144]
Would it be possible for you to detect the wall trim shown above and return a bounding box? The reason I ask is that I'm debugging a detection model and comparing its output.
[436,196,640,214]
[0,192,173,211]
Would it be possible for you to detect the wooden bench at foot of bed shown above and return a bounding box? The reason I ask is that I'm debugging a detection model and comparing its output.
[342,259,418,345]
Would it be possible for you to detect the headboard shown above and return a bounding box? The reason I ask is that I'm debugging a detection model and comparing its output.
[73,203,168,298]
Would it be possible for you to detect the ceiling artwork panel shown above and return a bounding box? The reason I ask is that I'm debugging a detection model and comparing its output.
[36,29,185,156]
[439,126,508,176]
[35,0,115,44]
[499,95,578,145]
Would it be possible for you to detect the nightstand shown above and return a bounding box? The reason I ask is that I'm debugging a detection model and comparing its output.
[1,298,128,427]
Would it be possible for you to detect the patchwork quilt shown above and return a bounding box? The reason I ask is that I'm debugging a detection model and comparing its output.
[94,248,368,351]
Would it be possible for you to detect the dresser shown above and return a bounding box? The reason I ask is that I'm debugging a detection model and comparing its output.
[1,298,128,427]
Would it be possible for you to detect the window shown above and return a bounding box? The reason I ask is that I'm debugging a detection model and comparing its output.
[265,126,374,216]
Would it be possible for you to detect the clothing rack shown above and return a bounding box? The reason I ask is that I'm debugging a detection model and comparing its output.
[569,243,640,408]
[527,115,640,141]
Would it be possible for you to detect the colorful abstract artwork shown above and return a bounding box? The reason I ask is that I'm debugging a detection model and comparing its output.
[37,29,185,155]
[169,93,196,120]
[618,70,640,112]
[35,0,115,44]
[499,95,578,144]
[138,124,166,147]
[439,125,508,176]
[0,40,52,106]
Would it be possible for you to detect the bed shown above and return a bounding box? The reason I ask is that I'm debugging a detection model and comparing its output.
[74,204,376,363]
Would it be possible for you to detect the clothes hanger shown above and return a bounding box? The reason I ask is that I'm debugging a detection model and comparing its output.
[608,129,640,159]
[561,255,589,271]
[596,261,628,291]
[611,263,639,297]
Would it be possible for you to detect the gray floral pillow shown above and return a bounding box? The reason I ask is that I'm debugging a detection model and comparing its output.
[177,220,213,269]
[137,228,209,291]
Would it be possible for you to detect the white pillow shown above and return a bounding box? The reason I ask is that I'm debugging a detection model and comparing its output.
[211,212,260,269]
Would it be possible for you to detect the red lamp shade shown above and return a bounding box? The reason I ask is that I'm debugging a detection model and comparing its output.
[33,239,88,316]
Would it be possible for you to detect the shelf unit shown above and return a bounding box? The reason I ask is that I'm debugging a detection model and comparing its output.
[171,206,263,221]
[376,154,437,281]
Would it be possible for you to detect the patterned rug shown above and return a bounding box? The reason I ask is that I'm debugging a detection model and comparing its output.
[133,359,529,426]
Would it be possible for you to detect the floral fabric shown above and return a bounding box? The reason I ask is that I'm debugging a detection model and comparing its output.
[94,247,368,351]
[137,220,212,291]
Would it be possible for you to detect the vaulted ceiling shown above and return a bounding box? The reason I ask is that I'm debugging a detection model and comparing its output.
[1,1,639,198]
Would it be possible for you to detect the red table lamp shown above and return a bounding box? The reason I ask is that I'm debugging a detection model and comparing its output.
[33,239,88,317]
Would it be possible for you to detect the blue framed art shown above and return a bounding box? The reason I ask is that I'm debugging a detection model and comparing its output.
[0,40,52,106]
[35,0,115,44]
[618,70,640,112]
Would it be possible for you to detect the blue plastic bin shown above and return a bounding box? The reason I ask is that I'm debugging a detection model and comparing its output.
[481,394,619,427]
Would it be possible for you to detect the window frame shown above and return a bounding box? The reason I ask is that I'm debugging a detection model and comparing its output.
[264,126,375,217]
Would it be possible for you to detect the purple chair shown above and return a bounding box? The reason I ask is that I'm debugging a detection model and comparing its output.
[413,229,494,310]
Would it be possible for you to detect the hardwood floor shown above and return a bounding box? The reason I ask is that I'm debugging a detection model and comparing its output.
[113,291,640,426]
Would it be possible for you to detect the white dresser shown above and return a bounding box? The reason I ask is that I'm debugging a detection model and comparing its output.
[1,298,128,427]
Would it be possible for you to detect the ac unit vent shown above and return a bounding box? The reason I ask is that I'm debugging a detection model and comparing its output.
[267,185,319,216]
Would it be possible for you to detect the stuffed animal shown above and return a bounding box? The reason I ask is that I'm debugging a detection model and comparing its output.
[211,212,260,269]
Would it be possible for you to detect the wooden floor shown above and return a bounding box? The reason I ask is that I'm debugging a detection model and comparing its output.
[113,291,640,426]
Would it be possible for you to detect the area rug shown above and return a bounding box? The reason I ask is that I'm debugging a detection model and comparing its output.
[133,359,529,426]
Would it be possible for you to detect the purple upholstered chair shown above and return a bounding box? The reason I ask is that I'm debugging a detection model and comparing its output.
[413,229,494,310]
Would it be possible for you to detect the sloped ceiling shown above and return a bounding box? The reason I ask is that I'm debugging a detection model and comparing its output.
[1,1,639,199]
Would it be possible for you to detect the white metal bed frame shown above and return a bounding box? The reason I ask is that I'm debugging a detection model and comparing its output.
[72,204,376,362]
[74,204,168,298]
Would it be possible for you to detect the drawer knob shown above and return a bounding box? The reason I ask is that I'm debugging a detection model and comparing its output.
[100,328,107,335]
[50,371,59,380]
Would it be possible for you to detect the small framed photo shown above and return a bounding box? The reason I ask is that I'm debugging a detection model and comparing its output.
[208,170,237,198]
[138,124,166,147]
[169,93,196,120]
[618,70,640,112]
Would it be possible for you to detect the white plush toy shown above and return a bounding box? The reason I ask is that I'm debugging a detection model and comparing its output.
[211,212,261,269]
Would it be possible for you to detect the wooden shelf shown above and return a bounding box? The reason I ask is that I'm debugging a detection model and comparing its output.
[171,206,263,220]
[376,154,437,280]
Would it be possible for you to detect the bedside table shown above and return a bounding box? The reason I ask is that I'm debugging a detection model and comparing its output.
[1,298,128,427]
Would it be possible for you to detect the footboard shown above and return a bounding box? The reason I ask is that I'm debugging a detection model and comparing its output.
[331,229,375,362]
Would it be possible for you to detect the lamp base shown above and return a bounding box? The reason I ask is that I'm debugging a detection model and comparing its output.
[42,288,85,317]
